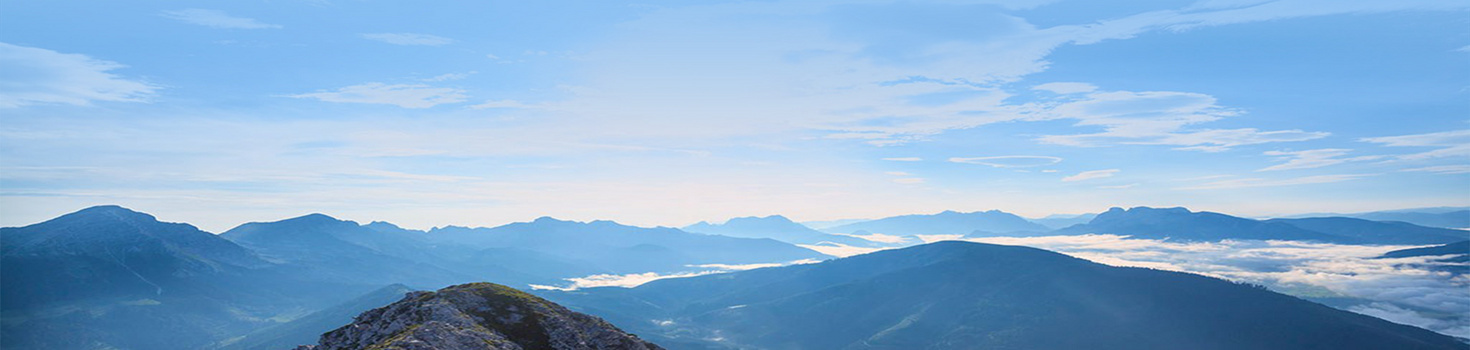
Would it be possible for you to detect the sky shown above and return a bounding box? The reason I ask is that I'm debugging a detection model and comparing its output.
[2,0,1467,232]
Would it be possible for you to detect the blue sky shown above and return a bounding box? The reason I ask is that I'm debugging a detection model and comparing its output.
[2,0,1467,232]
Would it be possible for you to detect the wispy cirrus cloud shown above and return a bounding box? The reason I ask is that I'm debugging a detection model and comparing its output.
[949,156,1061,168]
[161,9,281,29]
[361,33,455,46]
[1032,82,1097,94]
[1361,130,1470,160]
[1179,174,1373,190]
[1402,165,1470,175]
[0,43,158,108]
[1032,90,1327,151]
[288,83,467,108]
[1259,149,1381,171]
[1062,169,1119,182]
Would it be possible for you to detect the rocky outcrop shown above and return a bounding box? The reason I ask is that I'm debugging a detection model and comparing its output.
[295,282,661,350]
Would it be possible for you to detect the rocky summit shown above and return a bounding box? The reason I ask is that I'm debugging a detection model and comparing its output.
[295,282,661,350]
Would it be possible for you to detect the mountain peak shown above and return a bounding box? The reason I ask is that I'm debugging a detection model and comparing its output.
[60,205,160,224]
[302,282,662,350]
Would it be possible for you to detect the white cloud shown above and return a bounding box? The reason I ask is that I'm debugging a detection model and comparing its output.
[161,9,281,29]
[1180,174,1372,190]
[423,72,473,82]
[1063,169,1119,182]
[1361,130,1470,160]
[892,178,925,184]
[0,43,158,108]
[1098,183,1138,189]
[1032,90,1327,151]
[949,156,1062,168]
[797,243,891,258]
[1259,149,1381,171]
[964,235,1470,337]
[469,99,533,109]
[884,171,911,176]
[361,33,455,46]
[529,258,821,290]
[838,232,910,244]
[881,157,923,162]
[529,271,717,290]
[288,83,467,108]
[1032,82,1097,94]
[1402,165,1470,175]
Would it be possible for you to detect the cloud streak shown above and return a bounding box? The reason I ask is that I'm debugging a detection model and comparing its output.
[949,156,1062,168]
[0,43,157,108]
[161,9,281,29]
[1260,149,1380,171]
[288,83,467,108]
[361,33,455,46]
[1063,169,1119,182]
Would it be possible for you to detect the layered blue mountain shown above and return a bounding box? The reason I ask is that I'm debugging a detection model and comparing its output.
[682,215,881,247]
[221,214,472,287]
[0,206,362,350]
[1353,209,1470,229]
[1028,213,1098,230]
[1291,207,1470,229]
[428,217,829,273]
[1379,241,1469,275]
[823,210,1048,236]
[1266,217,1469,245]
[1056,207,1350,242]
[1382,241,1470,261]
[540,241,1467,350]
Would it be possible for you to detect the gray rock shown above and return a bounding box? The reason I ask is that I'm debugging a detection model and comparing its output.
[300,283,661,350]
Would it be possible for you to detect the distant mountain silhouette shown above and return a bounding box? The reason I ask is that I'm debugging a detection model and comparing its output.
[683,215,882,247]
[1379,241,1469,275]
[222,214,472,287]
[0,206,362,350]
[1267,217,1469,245]
[1056,207,1348,242]
[824,210,1048,236]
[429,217,829,273]
[1382,241,1470,261]
[1028,213,1098,230]
[214,284,417,350]
[541,241,1467,350]
[1354,210,1470,229]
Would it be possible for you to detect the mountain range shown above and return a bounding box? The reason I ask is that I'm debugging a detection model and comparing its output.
[539,241,1467,349]
[683,215,882,247]
[5,204,1469,350]
[1055,207,1468,244]
[821,210,1050,236]
[0,206,827,350]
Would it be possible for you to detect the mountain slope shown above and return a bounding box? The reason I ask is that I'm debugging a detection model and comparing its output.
[824,210,1048,236]
[1354,210,1470,229]
[1056,207,1348,242]
[541,241,1466,350]
[299,282,661,350]
[683,215,881,247]
[221,214,472,287]
[0,206,357,350]
[1267,217,1469,245]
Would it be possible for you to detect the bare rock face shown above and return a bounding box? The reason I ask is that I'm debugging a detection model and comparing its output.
[297,282,661,350]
